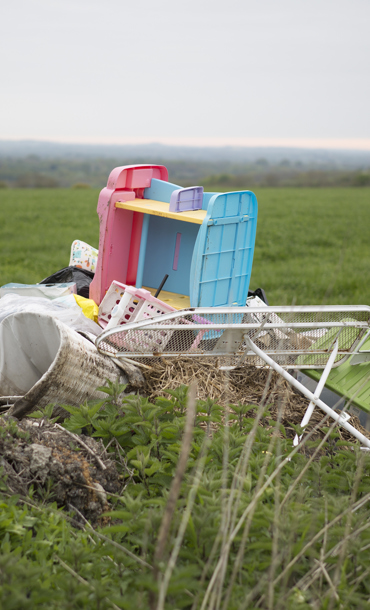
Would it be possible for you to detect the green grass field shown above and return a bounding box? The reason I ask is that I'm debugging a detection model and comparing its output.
[0,187,369,305]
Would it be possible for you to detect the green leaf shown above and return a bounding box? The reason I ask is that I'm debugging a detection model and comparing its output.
[101,524,130,535]
[102,511,132,520]
[130,460,143,470]
[144,462,162,477]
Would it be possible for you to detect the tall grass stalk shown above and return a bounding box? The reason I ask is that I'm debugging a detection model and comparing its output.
[203,384,287,610]
[220,398,285,610]
[202,402,355,609]
[327,452,365,610]
[154,383,197,566]
[157,436,210,610]
[273,491,370,589]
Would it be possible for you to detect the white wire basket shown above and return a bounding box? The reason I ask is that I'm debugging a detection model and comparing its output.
[95,305,370,369]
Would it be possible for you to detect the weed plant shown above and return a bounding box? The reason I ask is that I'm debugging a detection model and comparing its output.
[1,381,370,608]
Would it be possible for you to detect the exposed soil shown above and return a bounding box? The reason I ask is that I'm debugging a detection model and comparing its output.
[0,416,121,524]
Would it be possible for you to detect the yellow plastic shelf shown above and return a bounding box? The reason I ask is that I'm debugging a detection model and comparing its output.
[115,198,206,224]
[143,287,190,310]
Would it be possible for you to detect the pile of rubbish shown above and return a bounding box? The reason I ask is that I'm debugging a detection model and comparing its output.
[2,236,370,522]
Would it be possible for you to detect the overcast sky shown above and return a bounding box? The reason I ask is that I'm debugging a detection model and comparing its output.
[1,0,369,148]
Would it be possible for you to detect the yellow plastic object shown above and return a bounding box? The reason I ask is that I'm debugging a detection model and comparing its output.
[73,294,99,323]
[115,198,207,224]
[143,287,190,310]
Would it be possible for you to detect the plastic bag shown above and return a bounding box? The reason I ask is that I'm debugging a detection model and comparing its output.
[39,266,94,299]
[74,294,99,323]
[0,294,102,336]
[247,288,269,305]
[0,282,76,300]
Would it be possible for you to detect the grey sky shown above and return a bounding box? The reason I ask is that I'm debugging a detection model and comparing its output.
[1,0,370,147]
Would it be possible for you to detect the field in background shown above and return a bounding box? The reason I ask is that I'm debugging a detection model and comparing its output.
[0,187,369,306]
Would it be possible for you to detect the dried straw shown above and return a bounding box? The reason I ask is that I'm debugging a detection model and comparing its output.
[143,357,370,448]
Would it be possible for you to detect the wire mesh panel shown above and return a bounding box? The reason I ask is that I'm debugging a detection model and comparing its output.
[95,306,370,369]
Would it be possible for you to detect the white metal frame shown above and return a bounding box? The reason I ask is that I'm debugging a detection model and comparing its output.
[96,305,370,448]
[96,305,370,367]
[245,336,370,449]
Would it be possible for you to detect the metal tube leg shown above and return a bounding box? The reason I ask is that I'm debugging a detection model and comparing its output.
[244,336,370,449]
[293,339,339,446]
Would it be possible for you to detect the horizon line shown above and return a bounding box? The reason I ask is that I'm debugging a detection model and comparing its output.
[2,136,370,151]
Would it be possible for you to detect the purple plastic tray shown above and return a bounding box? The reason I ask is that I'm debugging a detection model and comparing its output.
[169,186,204,212]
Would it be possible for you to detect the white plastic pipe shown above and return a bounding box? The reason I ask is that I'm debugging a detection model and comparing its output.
[293,340,339,446]
[244,336,370,449]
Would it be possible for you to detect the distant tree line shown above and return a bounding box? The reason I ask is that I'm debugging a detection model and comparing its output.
[0,156,369,189]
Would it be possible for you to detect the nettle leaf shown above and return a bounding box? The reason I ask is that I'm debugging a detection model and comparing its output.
[131,433,150,446]
[288,422,306,436]
[151,473,174,488]
[59,404,81,416]
[96,386,114,395]
[86,400,106,418]
[5,524,26,536]
[111,420,132,433]
[121,415,143,425]
[143,498,166,508]
[22,516,37,528]
[133,421,152,430]
[62,413,89,433]
[145,407,162,420]
[93,418,112,431]
[130,459,143,470]
[160,427,180,440]
[155,397,176,411]
[29,403,55,420]
[161,449,181,464]
[98,379,128,397]
[144,462,162,477]
[196,416,210,424]
[126,445,152,461]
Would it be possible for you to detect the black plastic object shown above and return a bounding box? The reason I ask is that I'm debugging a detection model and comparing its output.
[247,288,269,305]
[40,267,94,299]
[154,274,169,298]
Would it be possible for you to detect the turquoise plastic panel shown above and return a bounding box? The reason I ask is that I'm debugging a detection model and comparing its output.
[190,191,258,307]
[142,215,198,295]
[202,192,218,210]
[144,179,181,203]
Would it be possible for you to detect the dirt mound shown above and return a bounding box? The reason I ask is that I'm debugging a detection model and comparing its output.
[0,416,121,524]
